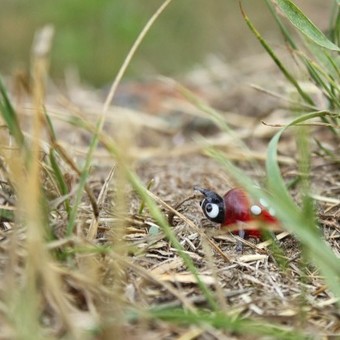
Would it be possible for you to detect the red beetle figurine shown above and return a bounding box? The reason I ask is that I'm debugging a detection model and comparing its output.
[194,186,279,250]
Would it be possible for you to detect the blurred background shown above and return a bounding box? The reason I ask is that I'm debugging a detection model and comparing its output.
[0,0,330,86]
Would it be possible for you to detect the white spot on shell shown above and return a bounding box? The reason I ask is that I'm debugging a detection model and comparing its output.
[269,208,276,216]
[259,198,268,207]
[250,205,262,216]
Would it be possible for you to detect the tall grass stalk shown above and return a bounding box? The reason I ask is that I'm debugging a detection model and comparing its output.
[262,0,340,130]
[1,26,79,338]
[234,1,340,303]
[76,0,173,238]
[206,111,340,302]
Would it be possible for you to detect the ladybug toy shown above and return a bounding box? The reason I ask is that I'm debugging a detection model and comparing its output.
[194,186,279,250]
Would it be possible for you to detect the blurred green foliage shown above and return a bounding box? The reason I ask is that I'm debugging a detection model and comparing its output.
[0,0,329,85]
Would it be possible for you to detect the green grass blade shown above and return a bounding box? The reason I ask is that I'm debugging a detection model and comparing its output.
[265,0,340,121]
[171,79,265,177]
[0,208,14,222]
[170,80,231,132]
[138,178,154,215]
[302,35,340,80]
[0,76,25,147]
[264,0,297,49]
[325,53,340,80]
[49,149,71,216]
[276,0,340,51]
[303,59,340,109]
[207,111,340,302]
[66,0,172,235]
[266,111,340,300]
[266,111,331,196]
[240,2,315,106]
[64,116,220,310]
[147,308,307,340]
[329,1,340,45]
[126,169,219,311]
[43,107,57,142]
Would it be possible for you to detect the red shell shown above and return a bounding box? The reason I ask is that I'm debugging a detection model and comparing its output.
[222,188,278,238]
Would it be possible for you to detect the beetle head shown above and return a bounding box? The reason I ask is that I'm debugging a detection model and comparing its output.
[194,186,225,223]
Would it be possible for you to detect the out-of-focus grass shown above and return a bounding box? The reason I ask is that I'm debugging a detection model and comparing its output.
[0,0,330,85]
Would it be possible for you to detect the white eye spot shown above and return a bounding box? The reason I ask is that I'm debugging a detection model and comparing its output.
[250,205,262,216]
[259,198,268,207]
[205,203,219,219]
[269,208,276,216]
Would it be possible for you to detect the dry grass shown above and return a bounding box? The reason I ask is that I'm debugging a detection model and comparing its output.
[0,47,339,338]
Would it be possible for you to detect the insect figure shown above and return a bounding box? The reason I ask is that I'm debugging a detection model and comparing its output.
[194,186,279,251]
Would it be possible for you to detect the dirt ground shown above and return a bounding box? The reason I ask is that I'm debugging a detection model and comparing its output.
[4,52,340,338]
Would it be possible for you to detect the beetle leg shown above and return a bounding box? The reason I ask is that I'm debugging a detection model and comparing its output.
[236,228,245,253]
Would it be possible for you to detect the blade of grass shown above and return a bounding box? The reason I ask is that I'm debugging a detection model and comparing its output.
[76,89,221,320]
[0,76,25,148]
[0,208,14,222]
[264,0,297,49]
[266,111,331,202]
[275,0,340,51]
[126,169,219,311]
[240,1,315,106]
[138,178,155,215]
[265,0,340,133]
[49,149,71,216]
[294,44,340,111]
[209,142,340,300]
[205,110,340,299]
[302,36,340,80]
[5,25,79,338]
[145,308,306,340]
[266,112,340,296]
[329,0,340,45]
[166,78,265,178]
[216,109,340,302]
[17,26,52,337]
[68,0,173,236]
